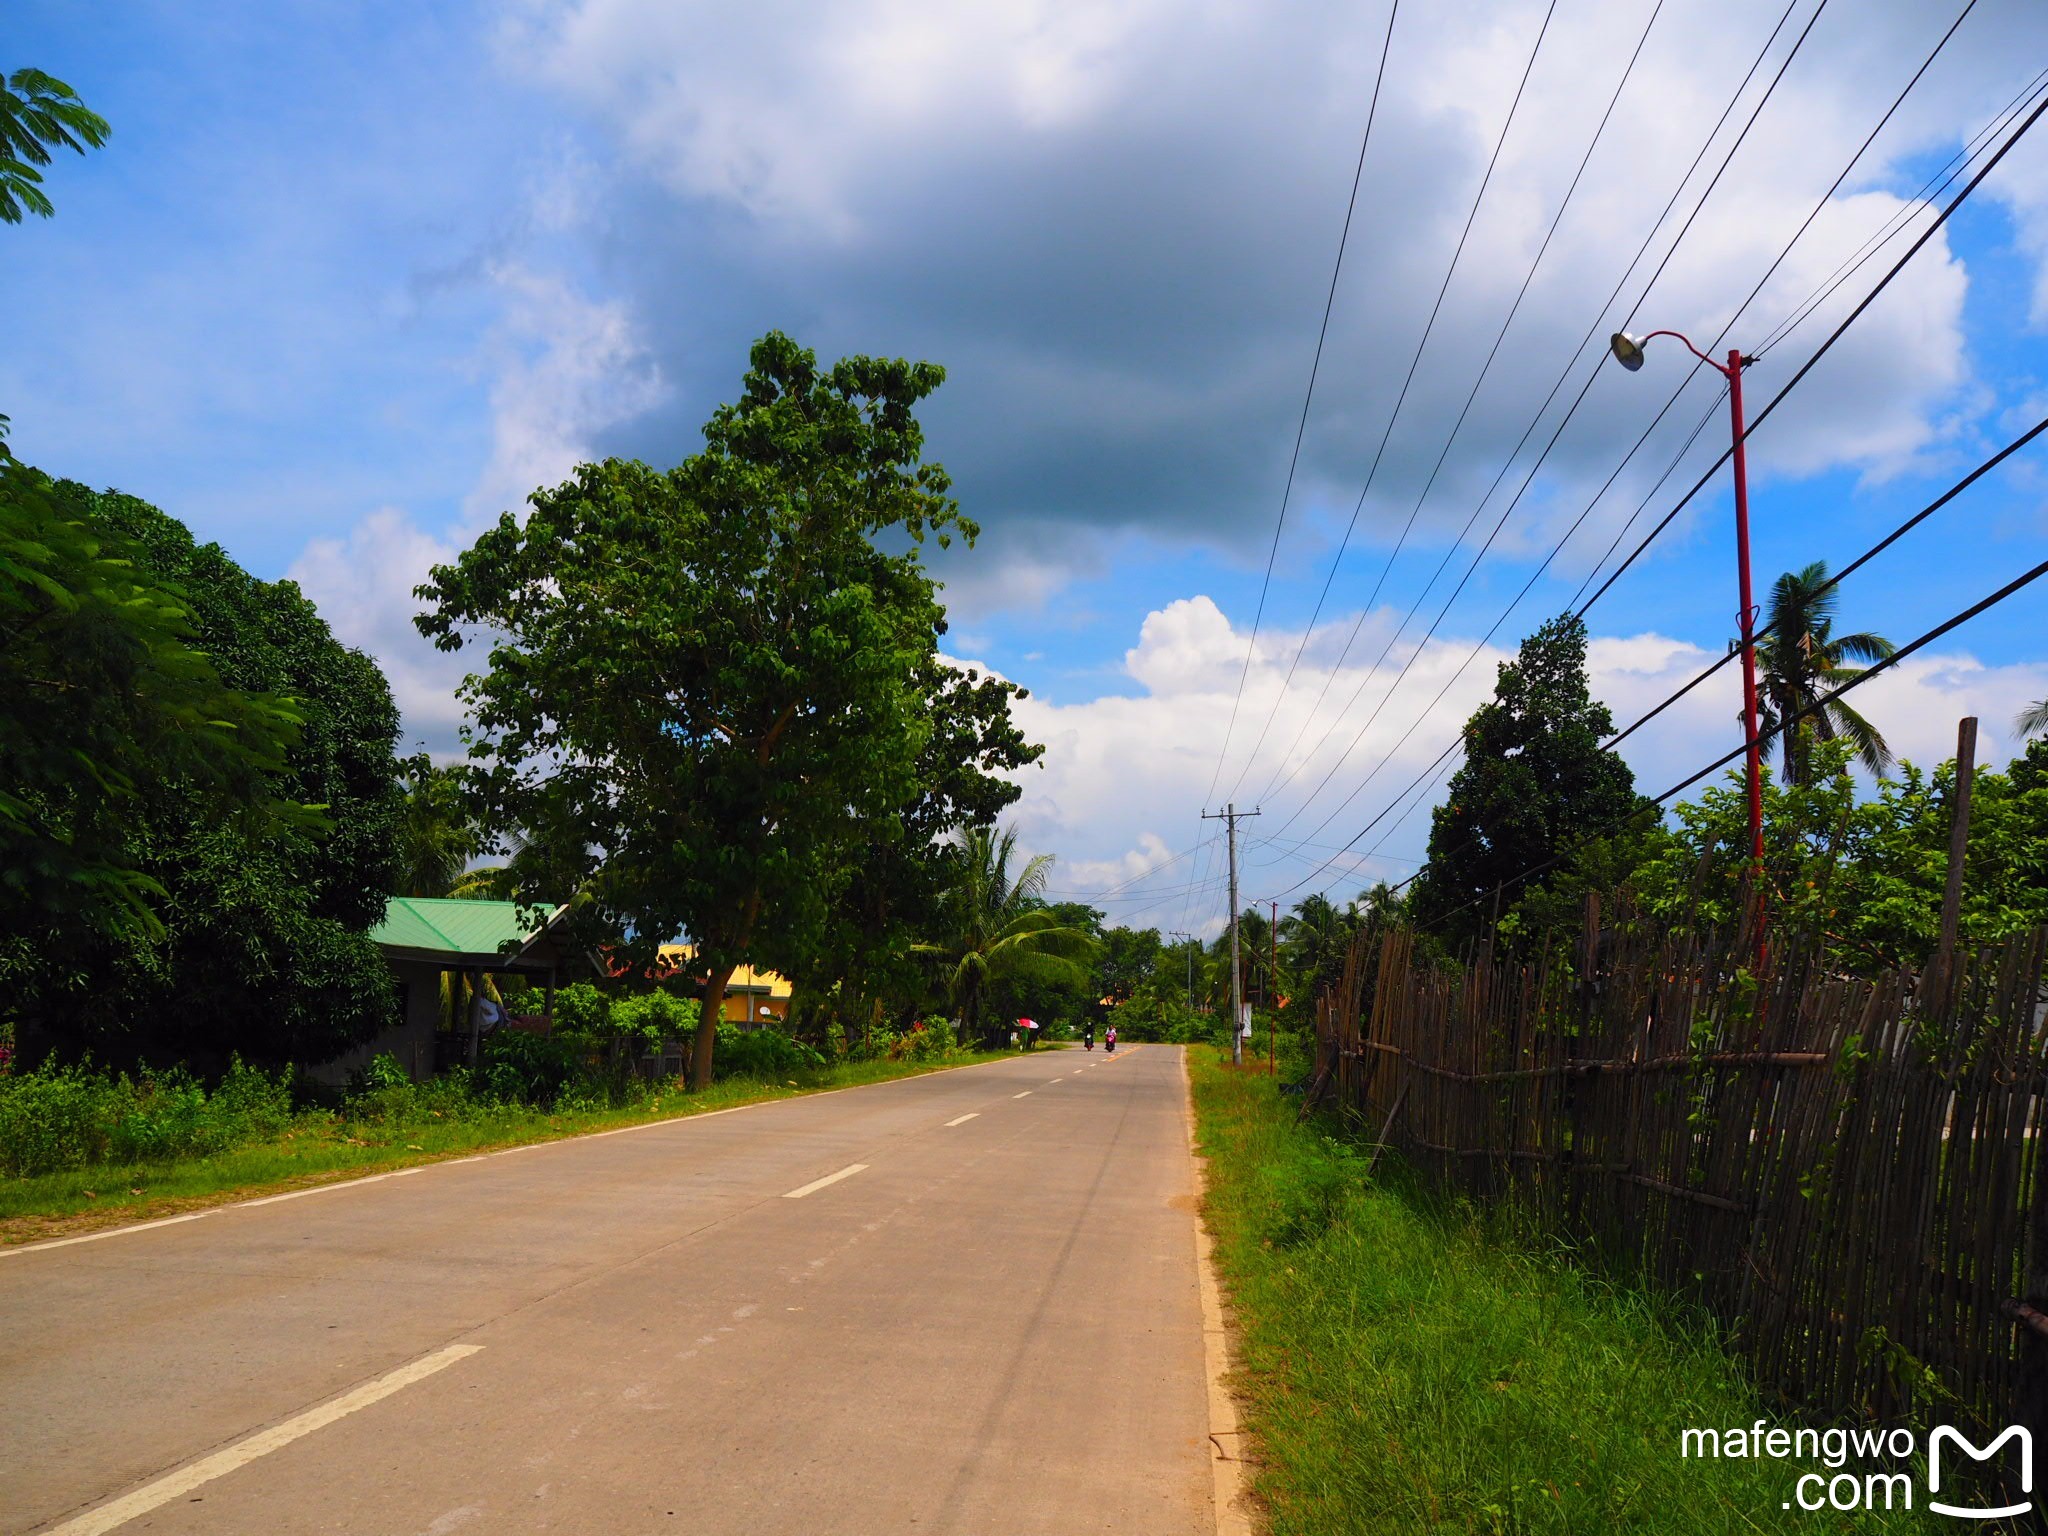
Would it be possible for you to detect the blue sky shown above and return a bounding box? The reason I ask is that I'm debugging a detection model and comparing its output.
[12,0,2048,930]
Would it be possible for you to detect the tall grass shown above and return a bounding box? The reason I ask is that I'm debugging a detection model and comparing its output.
[1190,1050,1938,1535]
[1,1046,1009,1235]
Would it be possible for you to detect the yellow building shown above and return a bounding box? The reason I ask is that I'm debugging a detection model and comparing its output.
[656,945,793,1027]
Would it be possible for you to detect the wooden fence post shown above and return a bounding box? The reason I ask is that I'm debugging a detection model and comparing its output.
[1930,716,1977,1008]
[1563,892,1599,1236]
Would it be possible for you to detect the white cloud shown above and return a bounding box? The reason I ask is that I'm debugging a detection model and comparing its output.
[505,0,2048,612]
[290,262,663,752]
[465,261,666,521]
[967,596,2048,927]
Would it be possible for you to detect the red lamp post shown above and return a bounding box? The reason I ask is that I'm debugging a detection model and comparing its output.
[1610,330,1766,962]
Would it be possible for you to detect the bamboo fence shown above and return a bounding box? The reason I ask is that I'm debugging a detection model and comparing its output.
[1315,899,2048,1450]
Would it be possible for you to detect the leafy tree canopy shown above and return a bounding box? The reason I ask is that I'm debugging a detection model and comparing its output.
[0,458,301,948]
[1410,613,1649,945]
[418,332,1035,1086]
[11,475,404,1067]
[1,68,109,223]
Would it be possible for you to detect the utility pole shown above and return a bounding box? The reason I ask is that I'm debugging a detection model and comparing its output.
[1168,931,1194,1015]
[1203,803,1259,1067]
[1611,329,1765,964]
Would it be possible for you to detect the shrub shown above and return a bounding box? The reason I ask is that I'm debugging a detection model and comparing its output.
[0,1054,298,1175]
[477,1031,583,1107]
[714,1026,826,1080]
[550,981,611,1036]
[608,990,699,1047]
[886,1020,959,1064]
[0,1058,116,1175]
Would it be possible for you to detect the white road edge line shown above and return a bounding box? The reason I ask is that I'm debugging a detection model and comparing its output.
[2,1055,1024,1260]
[1182,1049,1253,1536]
[782,1163,868,1199]
[943,1113,979,1127]
[44,1343,484,1536]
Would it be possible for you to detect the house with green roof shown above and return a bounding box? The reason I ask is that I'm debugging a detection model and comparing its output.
[318,897,589,1084]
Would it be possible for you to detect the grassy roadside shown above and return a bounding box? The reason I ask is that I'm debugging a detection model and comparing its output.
[1188,1050,1937,1536]
[0,1050,1013,1245]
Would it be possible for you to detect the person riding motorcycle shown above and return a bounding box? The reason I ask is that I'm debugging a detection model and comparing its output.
[1083,1023,1095,1050]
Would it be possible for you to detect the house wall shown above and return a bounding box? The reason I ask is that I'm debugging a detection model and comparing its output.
[306,960,445,1085]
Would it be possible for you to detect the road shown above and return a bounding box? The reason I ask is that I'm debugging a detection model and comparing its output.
[3,1045,1216,1536]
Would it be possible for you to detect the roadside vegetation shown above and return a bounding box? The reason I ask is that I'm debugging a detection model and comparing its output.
[0,1032,1002,1239]
[1189,1051,1938,1536]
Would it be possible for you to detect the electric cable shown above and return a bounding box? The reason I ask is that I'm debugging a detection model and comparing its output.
[1274,405,2048,901]
[1254,0,1814,816]
[1238,0,1669,807]
[1220,0,1572,802]
[1576,86,2048,618]
[1412,555,2048,930]
[1202,0,1401,810]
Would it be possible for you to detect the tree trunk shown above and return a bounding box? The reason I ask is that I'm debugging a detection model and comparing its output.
[691,962,735,1091]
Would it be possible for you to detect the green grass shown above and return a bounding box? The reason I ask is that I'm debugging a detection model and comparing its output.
[1189,1050,1940,1535]
[0,1051,1011,1241]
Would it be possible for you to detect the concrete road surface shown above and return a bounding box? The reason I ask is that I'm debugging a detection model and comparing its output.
[3,1045,1216,1536]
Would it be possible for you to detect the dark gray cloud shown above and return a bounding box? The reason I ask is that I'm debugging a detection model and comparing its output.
[507,0,2048,621]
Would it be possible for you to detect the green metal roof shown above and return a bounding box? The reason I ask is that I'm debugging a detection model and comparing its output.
[370,897,542,960]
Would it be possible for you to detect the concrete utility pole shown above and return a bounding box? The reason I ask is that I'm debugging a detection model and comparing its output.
[1168,931,1195,1015]
[1203,803,1259,1067]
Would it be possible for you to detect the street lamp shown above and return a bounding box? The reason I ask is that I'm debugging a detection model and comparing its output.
[1609,330,1766,961]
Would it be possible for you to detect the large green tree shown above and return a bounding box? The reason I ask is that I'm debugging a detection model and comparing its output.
[10,477,404,1065]
[790,658,1039,1044]
[1755,560,1895,786]
[0,457,300,954]
[418,332,1028,1088]
[1410,614,1649,944]
[1,68,108,224]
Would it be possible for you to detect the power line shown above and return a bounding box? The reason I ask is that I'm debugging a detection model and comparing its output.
[1754,59,2048,359]
[1577,85,2048,617]
[1599,408,2048,753]
[1201,0,1401,810]
[1254,0,1814,819]
[1220,0,1568,803]
[1274,398,2047,907]
[1272,6,2032,884]
[1242,0,1670,807]
[1413,555,2048,931]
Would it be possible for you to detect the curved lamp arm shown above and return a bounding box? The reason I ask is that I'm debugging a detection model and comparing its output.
[1609,329,1746,376]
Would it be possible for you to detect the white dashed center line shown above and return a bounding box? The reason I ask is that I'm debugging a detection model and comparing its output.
[1012,1091,1032,1099]
[944,1113,979,1127]
[782,1164,869,1199]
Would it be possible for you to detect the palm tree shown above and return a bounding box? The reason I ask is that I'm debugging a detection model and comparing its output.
[2018,699,2048,742]
[1754,561,1895,786]
[1280,894,1351,1007]
[1,69,110,223]
[396,759,478,898]
[917,826,1097,1046]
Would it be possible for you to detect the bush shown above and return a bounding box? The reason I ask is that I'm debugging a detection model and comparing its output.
[550,981,612,1036]
[608,990,699,1047]
[476,1031,583,1107]
[714,1025,826,1080]
[0,1054,297,1176]
[886,1020,959,1064]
